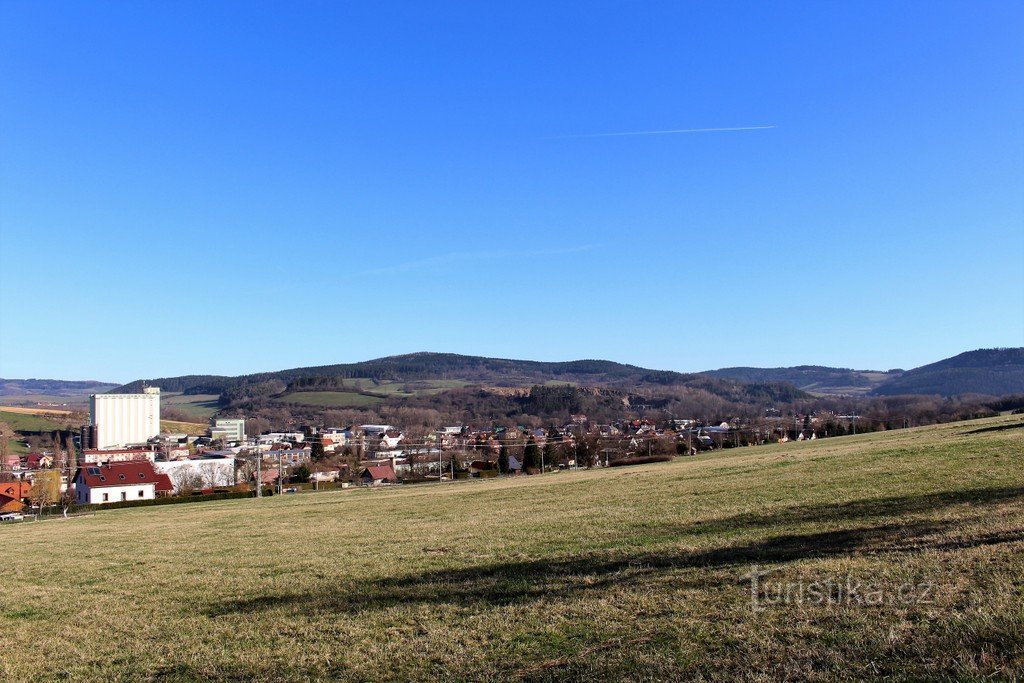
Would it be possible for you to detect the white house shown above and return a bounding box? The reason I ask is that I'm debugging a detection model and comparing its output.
[73,461,172,505]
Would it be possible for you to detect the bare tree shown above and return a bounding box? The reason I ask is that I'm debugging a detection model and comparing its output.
[30,470,61,519]
[170,466,205,495]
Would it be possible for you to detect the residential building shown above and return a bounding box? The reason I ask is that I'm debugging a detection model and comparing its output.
[359,465,397,484]
[0,481,31,512]
[73,461,172,505]
[80,448,158,466]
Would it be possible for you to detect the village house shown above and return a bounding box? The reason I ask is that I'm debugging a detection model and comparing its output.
[73,461,172,505]
[80,447,158,466]
[359,465,397,485]
[0,480,32,512]
[309,463,342,483]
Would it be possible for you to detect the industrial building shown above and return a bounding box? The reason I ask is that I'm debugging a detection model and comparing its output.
[88,387,161,450]
[210,418,245,443]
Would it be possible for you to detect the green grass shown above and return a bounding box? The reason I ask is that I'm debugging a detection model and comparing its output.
[1,416,1022,681]
[277,391,386,407]
[161,393,221,420]
[0,409,73,432]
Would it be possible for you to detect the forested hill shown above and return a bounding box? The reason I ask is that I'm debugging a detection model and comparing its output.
[112,348,1024,400]
[708,348,1024,397]
[0,378,118,398]
[871,348,1024,397]
[114,353,698,394]
[703,366,897,396]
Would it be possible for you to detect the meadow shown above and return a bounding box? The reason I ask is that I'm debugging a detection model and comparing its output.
[161,393,221,420]
[1,415,1021,681]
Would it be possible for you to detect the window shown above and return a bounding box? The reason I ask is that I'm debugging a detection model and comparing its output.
[138,489,144,498]
[102,493,109,502]
[121,492,127,501]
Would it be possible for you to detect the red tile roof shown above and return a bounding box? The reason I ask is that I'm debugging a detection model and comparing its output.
[361,465,397,482]
[77,461,172,492]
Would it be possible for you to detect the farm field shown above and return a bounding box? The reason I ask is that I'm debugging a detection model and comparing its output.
[161,393,221,420]
[160,419,209,436]
[0,408,77,432]
[276,390,386,407]
[1,416,1022,681]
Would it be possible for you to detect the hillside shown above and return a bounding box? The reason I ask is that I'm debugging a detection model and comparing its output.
[704,365,897,396]
[0,378,118,404]
[114,353,701,395]
[3,415,1022,680]
[872,348,1024,396]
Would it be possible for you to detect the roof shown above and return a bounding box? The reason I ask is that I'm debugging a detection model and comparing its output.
[361,465,397,482]
[0,480,32,499]
[76,461,172,492]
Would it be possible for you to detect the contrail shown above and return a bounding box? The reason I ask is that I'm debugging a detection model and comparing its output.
[545,125,775,139]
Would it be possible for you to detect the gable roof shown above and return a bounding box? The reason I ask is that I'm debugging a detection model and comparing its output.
[0,480,32,499]
[76,461,172,492]
[360,465,397,482]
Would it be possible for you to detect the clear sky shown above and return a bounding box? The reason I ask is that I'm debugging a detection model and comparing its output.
[1,1,1022,383]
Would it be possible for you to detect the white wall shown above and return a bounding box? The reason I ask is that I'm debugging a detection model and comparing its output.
[154,459,235,493]
[90,389,161,449]
[79,482,156,504]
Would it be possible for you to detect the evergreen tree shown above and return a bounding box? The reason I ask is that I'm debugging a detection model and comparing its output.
[310,437,326,462]
[291,464,311,483]
[498,444,509,474]
[522,438,541,472]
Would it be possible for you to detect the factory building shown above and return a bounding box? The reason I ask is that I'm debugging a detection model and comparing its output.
[88,387,161,450]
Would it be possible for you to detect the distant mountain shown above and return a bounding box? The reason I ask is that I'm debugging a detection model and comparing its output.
[871,348,1024,397]
[114,352,709,394]
[703,366,898,396]
[0,378,118,400]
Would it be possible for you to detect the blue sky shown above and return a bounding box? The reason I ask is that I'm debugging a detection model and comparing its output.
[1,1,1022,383]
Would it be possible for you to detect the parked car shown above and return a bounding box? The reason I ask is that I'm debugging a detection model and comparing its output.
[0,512,25,522]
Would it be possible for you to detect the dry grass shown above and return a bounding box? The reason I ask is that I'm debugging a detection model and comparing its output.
[160,419,209,436]
[1,415,1022,681]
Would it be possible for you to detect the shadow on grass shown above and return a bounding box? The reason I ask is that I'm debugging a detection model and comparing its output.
[206,485,1024,618]
[960,421,1024,435]
[676,485,1024,538]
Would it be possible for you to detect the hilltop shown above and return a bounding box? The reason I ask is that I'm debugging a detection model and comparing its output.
[872,348,1024,396]
[0,378,118,405]
[113,352,700,395]
[704,365,897,396]
[706,348,1023,397]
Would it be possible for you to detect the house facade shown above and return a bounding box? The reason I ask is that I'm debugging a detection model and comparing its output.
[74,461,172,505]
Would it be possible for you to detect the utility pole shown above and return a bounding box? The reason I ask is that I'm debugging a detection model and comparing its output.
[256,451,262,498]
[277,450,284,496]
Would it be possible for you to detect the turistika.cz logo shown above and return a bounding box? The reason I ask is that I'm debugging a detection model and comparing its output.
[740,565,934,612]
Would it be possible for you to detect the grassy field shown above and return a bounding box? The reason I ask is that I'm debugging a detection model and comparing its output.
[0,408,76,432]
[2,416,1022,681]
[161,393,221,420]
[160,419,209,436]
[277,390,386,407]
[278,381,471,406]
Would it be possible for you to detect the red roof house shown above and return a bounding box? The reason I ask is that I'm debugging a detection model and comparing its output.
[73,461,172,505]
[0,480,32,512]
[359,465,397,484]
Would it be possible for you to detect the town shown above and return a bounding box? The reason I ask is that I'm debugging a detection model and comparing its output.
[1,385,863,519]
